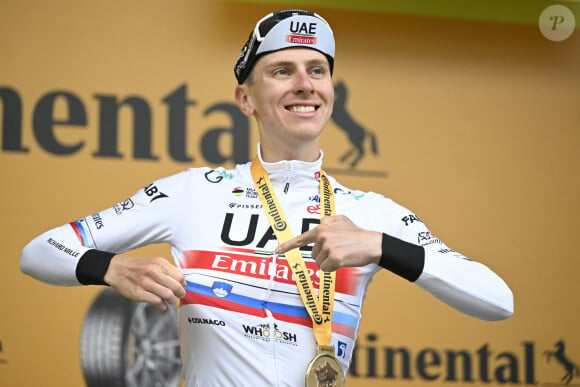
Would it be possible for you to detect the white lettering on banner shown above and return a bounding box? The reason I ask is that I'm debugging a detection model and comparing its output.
[183,249,358,295]
[211,253,319,284]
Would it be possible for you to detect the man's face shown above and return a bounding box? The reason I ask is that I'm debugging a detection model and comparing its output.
[237,48,334,149]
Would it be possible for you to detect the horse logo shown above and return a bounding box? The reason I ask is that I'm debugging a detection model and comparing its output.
[332,81,378,168]
[544,340,580,385]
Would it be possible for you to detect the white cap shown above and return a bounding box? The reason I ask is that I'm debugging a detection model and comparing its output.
[234,9,335,84]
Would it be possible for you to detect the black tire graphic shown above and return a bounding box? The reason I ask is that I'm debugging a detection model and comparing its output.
[80,288,182,387]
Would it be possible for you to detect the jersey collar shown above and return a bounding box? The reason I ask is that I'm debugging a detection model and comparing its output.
[256,143,324,190]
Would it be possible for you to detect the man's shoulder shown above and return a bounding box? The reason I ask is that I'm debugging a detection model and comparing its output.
[328,175,416,217]
[326,178,394,219]
[145,163,251,199]
[193,162,252,184]
[158,163,251,184]
[327,175,386,202]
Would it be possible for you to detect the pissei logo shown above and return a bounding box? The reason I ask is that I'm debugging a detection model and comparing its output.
[0,82,384,176]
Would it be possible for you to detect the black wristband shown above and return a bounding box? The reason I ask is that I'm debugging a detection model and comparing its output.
[379,233,425,282]
[75,249,115,285]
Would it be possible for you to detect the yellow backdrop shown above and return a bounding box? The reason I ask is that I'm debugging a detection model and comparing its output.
[1,1,579,386]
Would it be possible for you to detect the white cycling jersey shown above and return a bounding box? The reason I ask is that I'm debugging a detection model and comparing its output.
[20,150,513,387]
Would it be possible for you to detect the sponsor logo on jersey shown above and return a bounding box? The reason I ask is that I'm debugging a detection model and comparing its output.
[242,323,298,346]
[245,187,258,199]
[47,237,81,257]
[309,194,320,203]
[337,340,348,358]
[186,316,226,326]
[227,202,263,210]
[204,169,234,183]
[144,183,168,202]
[220,213,319,252]
[307,203,321,214]
[230,186,257,198]
[181,249,359,295]
[113,198,134,215]
[211,281,233,298]
[417,231,442,246]
[333,187,365,200]
[401,214,422,226]
[91,212,104,229]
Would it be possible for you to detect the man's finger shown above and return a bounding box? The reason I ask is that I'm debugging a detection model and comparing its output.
[158,275,187,299]
[275,228,318,254]
[155,259,186,283]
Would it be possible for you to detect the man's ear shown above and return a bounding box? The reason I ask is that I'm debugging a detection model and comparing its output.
[235,85,254,116]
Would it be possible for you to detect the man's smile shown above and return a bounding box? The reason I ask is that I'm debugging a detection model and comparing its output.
[285,104,320,113]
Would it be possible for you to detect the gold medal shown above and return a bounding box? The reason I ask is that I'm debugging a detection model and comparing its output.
[305,346,345,387]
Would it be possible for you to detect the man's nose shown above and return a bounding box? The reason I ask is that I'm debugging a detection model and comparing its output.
[294,70,314,94]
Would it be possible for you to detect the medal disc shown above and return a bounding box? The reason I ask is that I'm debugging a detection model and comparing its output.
[305,350,345,387]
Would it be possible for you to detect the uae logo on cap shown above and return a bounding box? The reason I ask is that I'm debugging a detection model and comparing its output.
[287,21,317,45]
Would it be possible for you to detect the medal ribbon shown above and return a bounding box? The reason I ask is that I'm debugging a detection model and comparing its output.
[251,157,336,347]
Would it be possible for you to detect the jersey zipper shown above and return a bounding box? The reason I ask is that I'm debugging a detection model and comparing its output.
[264,307,281,387]
[266,254,279,386]
[283,161,293,194]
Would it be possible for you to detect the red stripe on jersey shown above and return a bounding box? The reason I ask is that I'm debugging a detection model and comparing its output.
[180,249,359,295]
[69,222,83,243]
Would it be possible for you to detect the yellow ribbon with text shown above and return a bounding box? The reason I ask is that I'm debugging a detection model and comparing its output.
[251,157,336,347]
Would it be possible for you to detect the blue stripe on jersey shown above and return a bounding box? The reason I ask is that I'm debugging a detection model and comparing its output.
[186,280,358,328]
[73,220,92,247]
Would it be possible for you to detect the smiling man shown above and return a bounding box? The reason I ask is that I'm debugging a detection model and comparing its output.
[21,9,514,387]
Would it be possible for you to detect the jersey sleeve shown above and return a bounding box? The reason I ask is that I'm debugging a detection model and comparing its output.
[20,170,193,286]
[355,192,514,321]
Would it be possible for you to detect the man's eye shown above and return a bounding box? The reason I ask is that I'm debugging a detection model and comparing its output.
[310,67,326,77]
[274,68,289,76]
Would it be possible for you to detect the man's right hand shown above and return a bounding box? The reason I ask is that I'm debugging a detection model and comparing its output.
[104,255,187,312]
